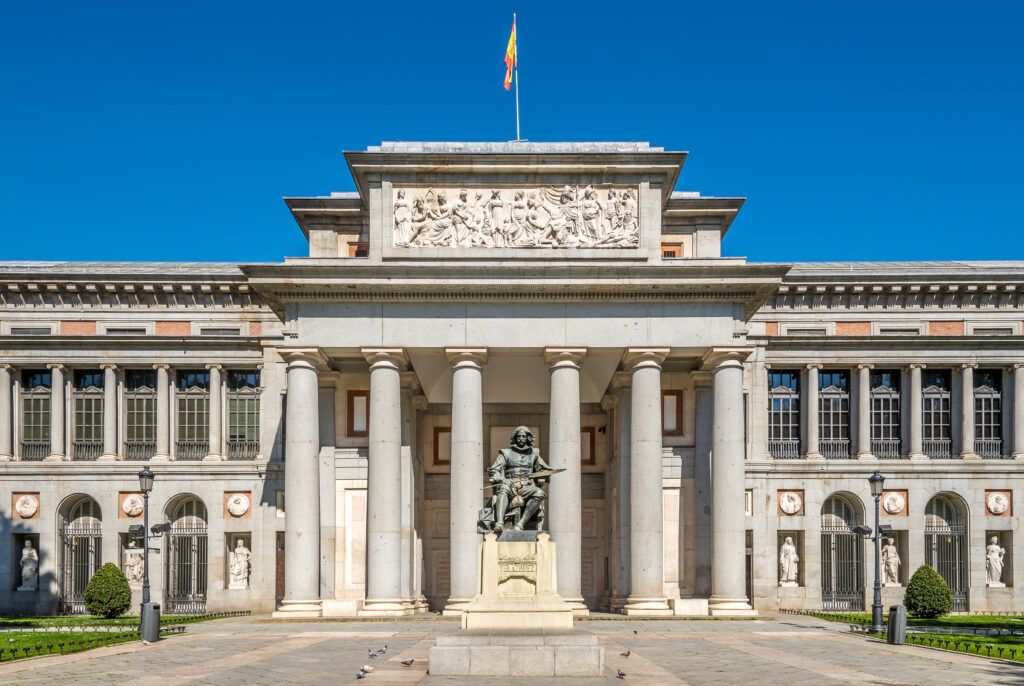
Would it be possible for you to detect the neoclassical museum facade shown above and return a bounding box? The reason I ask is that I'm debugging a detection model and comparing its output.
[1,141,1022,617]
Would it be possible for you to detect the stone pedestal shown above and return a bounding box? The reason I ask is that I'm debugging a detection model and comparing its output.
[430,630,605,677]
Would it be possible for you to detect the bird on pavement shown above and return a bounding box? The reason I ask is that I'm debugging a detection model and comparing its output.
[632,630,638,634]
[401,658,415,666]
[356,670,367,679]
[620,650,630,657]
[368,650,377,658]
[361,665,374,672]
[379,644,388,654]
[617,668,627,678]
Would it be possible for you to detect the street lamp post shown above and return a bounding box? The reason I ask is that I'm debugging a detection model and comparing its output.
[869,471,886,634]
[138,466,156,641]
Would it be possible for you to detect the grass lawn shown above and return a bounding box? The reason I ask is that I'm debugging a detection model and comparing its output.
[0,613,235,629]
[0,630,131,651]
[913,631,1024,646]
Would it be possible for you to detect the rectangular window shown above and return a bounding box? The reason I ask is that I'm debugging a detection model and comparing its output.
[661,389,683,436]
[661,245,681,258]
[125,370,157,461]
[20,370,51,460]
[819,370,850,458]
[922,370,951,458]
[72,370,104,460]
[348,390,369,437]
[433,426,451,466]
[581,426,596,466]
[869,370,901,459]
[176,370,210,460]
[767,371,800,459]
[227,370,260,459]
[975,370,1003,458]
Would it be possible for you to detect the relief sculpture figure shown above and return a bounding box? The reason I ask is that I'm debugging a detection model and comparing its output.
[393,189,412,246]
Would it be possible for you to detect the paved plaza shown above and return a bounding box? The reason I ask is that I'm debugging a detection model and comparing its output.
[0,614,1022,686]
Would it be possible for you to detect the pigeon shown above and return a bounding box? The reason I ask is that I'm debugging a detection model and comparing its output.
[379,644,388,654]
[620,650,630,657]
[368,650,377,659]
[617,668,627,678]
[356,670,367,679]
[401,658,414,666]
[361,665,374,672]
[7,639,15,644]
[141,640,151,646]
[632,630,638,634]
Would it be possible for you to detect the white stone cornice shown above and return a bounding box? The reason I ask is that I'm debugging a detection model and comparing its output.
[622,347,670,371]
[544,347,587,369]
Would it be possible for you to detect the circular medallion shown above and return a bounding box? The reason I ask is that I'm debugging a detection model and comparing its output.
[227,493,250,517]
[779,491,802,515]
[987,492,1009,516]
[15,494,38,519]
[882,491,905,515]
[121,494,144,518]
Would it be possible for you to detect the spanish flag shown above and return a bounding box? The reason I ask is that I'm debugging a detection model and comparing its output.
[503,18,516,91]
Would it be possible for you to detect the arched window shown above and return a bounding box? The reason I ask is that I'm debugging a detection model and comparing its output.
[59,496,102,614]
[165,496,208,613]
[820,494,863,610]
[925,494,967,611]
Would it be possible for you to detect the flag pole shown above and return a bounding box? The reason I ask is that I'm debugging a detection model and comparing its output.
[513,13,520,141]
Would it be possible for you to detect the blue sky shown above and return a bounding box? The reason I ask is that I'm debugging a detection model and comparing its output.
[2,1,1021,263]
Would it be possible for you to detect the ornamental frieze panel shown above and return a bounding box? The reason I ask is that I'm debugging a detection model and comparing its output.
[765,283,1023,312]
[392,186,639,249]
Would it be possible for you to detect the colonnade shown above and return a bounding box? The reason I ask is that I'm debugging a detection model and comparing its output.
[275,345,755,617]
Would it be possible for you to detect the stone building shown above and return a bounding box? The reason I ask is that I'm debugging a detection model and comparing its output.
[0,142,1021,617]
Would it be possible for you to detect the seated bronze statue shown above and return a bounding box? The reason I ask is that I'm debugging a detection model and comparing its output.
[478,426,552,534]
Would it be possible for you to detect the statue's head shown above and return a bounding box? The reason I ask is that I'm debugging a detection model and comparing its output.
[510,426,534,448]
[991,535,999,544]
[397,190,405,199]
[236,538,245,548]
[784,536,793,545]
[886,537,894,545]
[24,540,33,549]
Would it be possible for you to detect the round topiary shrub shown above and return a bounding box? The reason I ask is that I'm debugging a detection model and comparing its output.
[84,563,132,618]
[903,564,952,618]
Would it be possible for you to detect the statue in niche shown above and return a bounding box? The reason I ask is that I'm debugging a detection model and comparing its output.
[881,537,901,586]
[779,536,799,586]
[229,538,252,589]
[18,540,38,591]
[478,427,556,536]
[393,190,412,246]
[986,536,1006,587]
[123,540,144,588]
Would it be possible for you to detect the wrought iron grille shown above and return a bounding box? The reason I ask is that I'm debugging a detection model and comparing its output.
[820,526,864,610]
[871,438,902,459]
[820,439,851,459]
[125,440,156,461]
[165,526,208,614]
[925,525,968,611]
[227,439,260,460]
[20,440,50,460]
[175,440,209,461]
[72,440,103,460]
[769,439,801,459]
[923,438,953,459]
[976,438,1004,459]
[59,498,102,616]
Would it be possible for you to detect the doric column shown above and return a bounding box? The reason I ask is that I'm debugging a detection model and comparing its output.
[205,364,224,460]
[692,370,713,598]
[360,348,411,616]
[855,363,873,458]
[624,348,672,615]
[47,364,66,461]
[706,349,756,616]
[443,348,487,615]
[0,364,13,461]
[960,363,978,459]
[153,364,171,461]
[274,347,326,617]
[545,347,588,614]
[1013,364,1024,459]
[908,363,926,459]
[99,363,118,461]
[610,373,631,610]
[805,363,822,459]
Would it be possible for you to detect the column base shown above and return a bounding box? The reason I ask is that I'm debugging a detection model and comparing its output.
[961,451,981,461]
[623,597,672,616]
[708,596,757,617]
[1013,452,1024,460]
[805,451,824,460]
[152,453,171,462]
[855,451,876,460]
[610,595,629,613]
[44,454,65,462]
[442,597,473,616]
[908,452,928,461]
[0,454,10,462]
[560,596,589,616]
[203,453,224,462]
[97,453,118,462]
[271,598,323,618]
[357,598,416,617]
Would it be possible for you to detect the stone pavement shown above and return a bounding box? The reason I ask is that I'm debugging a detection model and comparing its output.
[2,614,1023,686]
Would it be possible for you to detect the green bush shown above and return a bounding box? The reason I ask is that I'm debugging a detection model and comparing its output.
[83,563,132,619]
[904,564,952,618]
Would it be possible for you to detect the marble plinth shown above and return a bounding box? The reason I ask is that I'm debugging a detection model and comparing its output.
[429,630,605,677]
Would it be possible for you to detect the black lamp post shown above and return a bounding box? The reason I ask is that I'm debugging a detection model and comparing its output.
[138,466,155,608]
[869,471,886,634]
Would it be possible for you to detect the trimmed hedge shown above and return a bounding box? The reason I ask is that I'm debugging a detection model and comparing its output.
[904,564,952,619]
[83,563,132,619]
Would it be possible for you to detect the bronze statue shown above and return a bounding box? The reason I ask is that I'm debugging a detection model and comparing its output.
[483,426,552,533]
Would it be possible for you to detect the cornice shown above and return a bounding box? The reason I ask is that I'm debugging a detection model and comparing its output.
[764,282,1023,312]
[0,280,267,311]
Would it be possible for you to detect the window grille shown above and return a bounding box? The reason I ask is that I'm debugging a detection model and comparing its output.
[125,370,157,460]
[925,495,968,611]
[767,371,801,459]
[870,370,902,459]
[922,370,952,458]
[20,370,51,460]
[72,370,104,460]
[227,370,260,460]
[974,370,1003,458]
[820,495,863,610]
[176,370,209,460]
[819,371,850,458]
[59,498,102,614]
[165,498,208,614]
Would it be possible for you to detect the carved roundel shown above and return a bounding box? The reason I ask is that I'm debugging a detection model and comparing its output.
[15,494,39,519]
[226,493,250,517]
[882,492,906,515]
[987,492,1010,516]
[779,491,803,516]
[121,494,145,518]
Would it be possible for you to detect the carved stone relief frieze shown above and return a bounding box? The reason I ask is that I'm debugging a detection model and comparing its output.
[393,186,639,249]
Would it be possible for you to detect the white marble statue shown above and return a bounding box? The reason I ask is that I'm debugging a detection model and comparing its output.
[18,540,38,591]
[779,536,799,586]
[881,537,901,587]
[123,540,144,588]
[394,185,640,249]
[986,536,1006,587]
[229,538,252,590]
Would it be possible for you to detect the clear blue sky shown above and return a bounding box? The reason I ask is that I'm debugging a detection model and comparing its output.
[2,1,1022,263]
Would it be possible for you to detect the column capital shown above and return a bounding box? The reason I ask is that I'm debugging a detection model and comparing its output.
[204,363,224,372]
[906,363,927,370]
[960,362,979,370]
[444,348,488,367]
[702,348,751,371]
[0,363,16,372]
[544,347,587,369]
[1012,363,1024,370]
[400,371,421,393]
[361,347,407,372]
[805,362,823,371]
[600,394,618,411]
[623,347,670,371]
[691,370,714,388]
[99,363,119,371]
[610,370,632,392]
[152,362,172,371]
[412,394,429,412]
[47,363,67,372]
[280,346,330,371]
[856,363,875,371]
